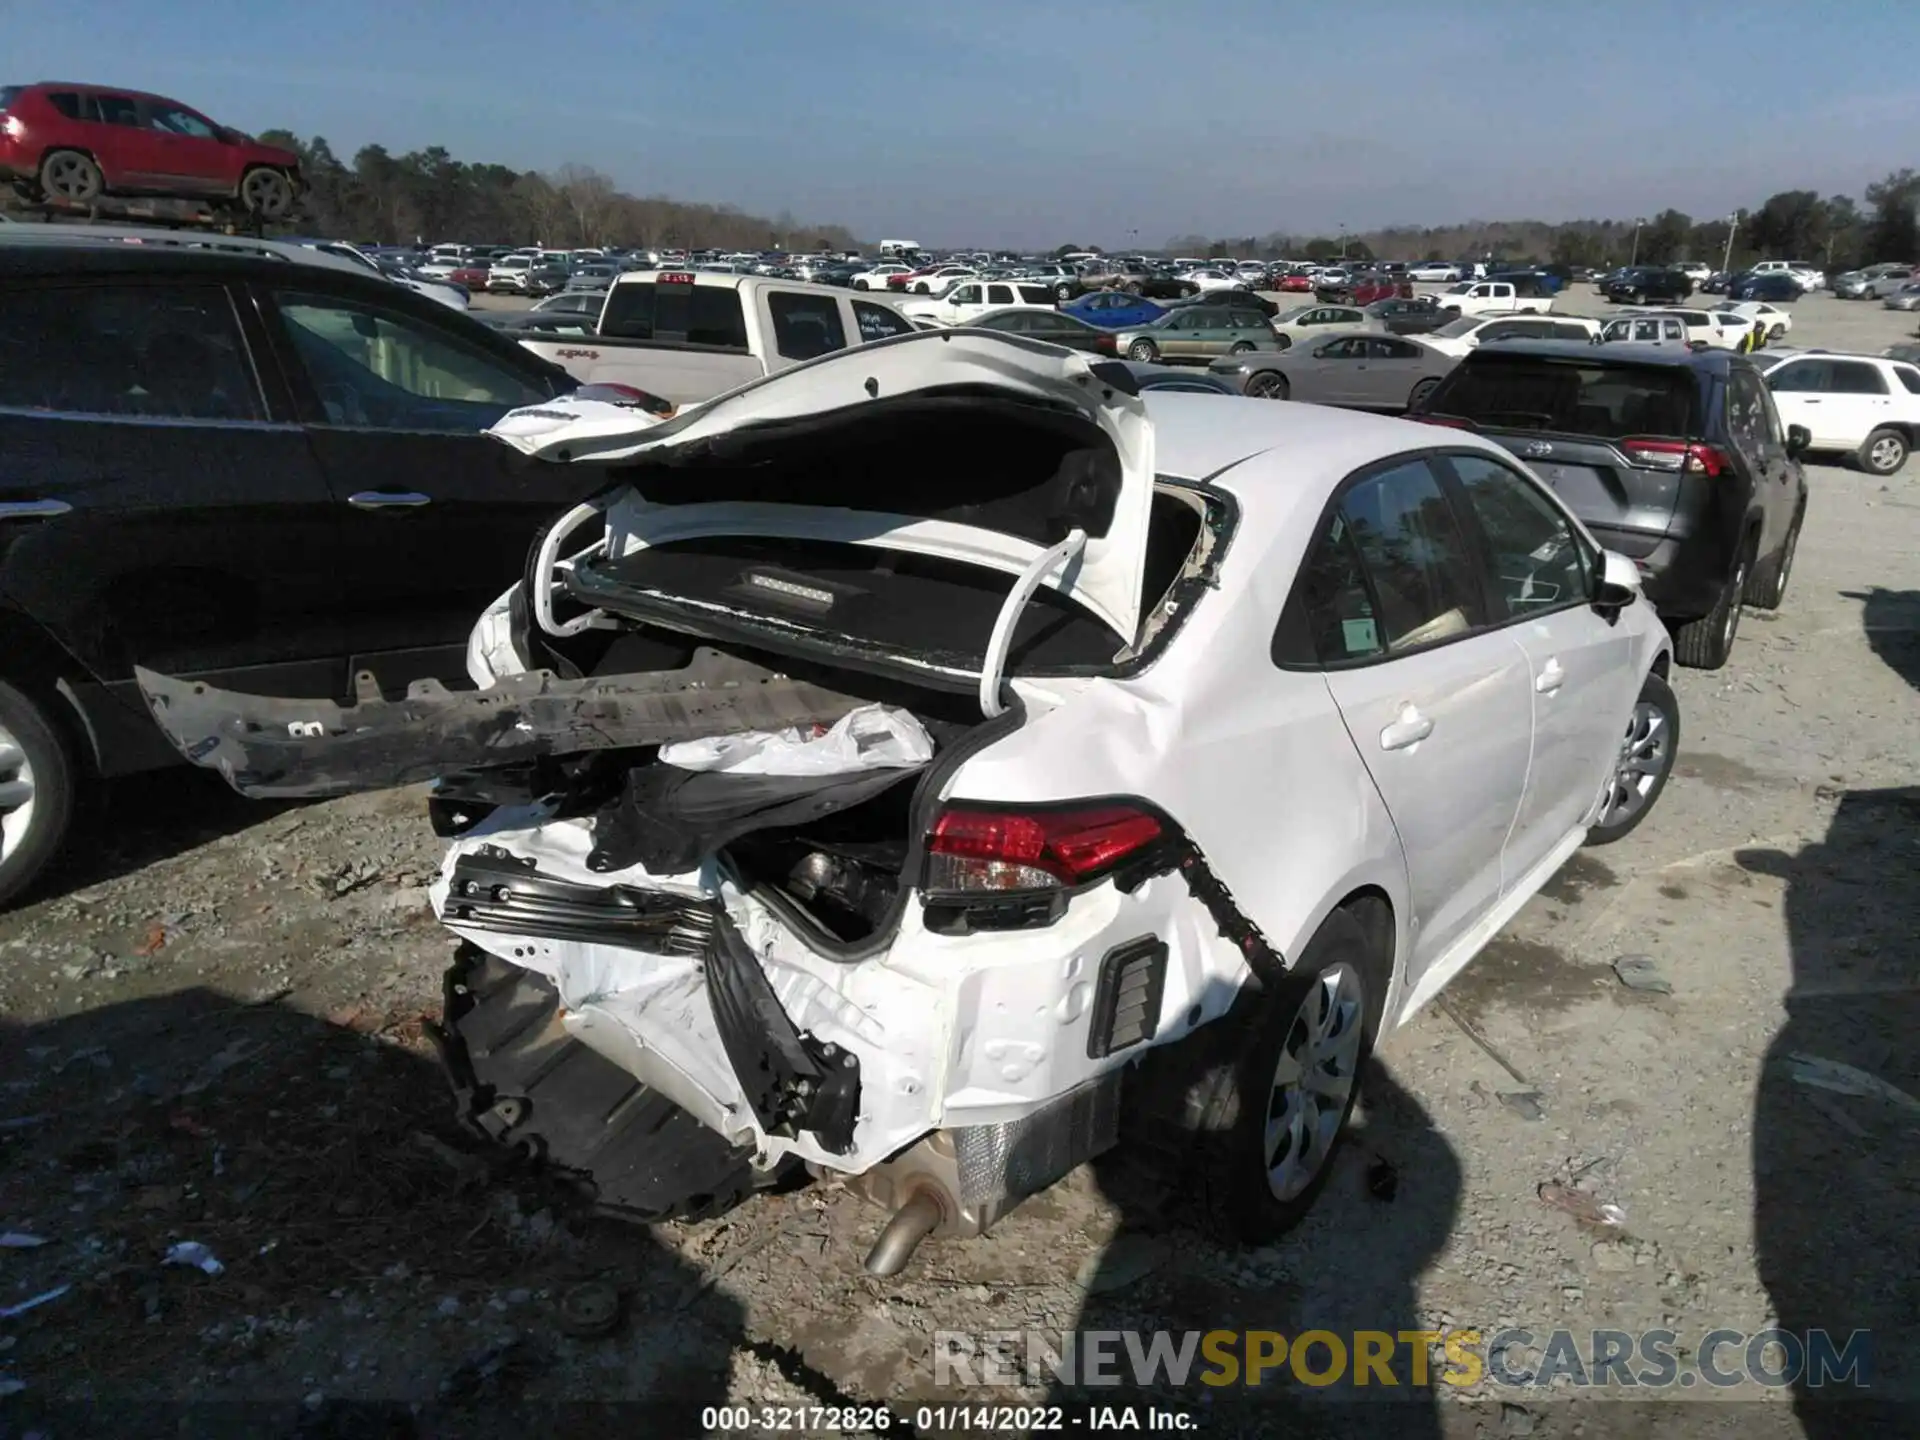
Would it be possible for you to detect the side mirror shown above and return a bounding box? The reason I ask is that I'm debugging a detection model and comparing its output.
[1785,424,1811,457]
[1594,548,1640,618]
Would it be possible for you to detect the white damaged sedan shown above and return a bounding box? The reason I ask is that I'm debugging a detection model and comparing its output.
[136,330,1679,1272]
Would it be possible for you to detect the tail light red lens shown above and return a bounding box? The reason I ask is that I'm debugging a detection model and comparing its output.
[1095,333,1117,355]
[926,804,1165,892]
[1620,438,1729,475]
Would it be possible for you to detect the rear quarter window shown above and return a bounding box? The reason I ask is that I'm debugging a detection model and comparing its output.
[852,301,913,341]
[598,281,749,350]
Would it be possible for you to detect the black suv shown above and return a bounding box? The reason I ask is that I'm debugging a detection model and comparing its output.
[0,234,612,905]
[1601,266,1694,304]
[1411,341,1809,669]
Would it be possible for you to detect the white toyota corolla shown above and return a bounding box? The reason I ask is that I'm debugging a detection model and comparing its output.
[137,331,1679,1274]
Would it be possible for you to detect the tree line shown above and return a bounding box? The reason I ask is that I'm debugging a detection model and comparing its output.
[246,132,862,253]
[1157,170,1920,271]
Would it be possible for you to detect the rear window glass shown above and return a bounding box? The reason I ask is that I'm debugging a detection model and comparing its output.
[852,301,912,341]
[43,91,84,119]
[1896,366,1920,396]
[599,280,749,350]
[1426,357,1698,439]
[0,86,19,110]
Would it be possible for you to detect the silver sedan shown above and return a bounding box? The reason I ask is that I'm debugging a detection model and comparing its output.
[1209,330,1460,411]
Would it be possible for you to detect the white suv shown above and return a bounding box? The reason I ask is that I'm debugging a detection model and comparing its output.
[139,334,1677,1269]
[1759,351,1920,474]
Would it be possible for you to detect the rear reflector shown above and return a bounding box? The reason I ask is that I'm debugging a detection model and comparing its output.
[657,271,695,284]
[1620,438,1729,475]
[926,803,1165,892]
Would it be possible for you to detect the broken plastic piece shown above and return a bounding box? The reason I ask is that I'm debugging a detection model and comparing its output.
[1611,954,1672,994]
[162,1241,224,1275]
[1537,1183,1625,1231]
[0,1284,70,1318]
[658,704,934,776]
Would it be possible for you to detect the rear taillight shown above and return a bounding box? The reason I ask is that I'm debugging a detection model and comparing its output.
[1,115,22,140]
[925,803,1165,892]
[1620,438,1729,475]
[1095,333,1117,355]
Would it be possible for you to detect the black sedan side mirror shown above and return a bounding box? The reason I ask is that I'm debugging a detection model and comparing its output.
[1785,424,1811,457]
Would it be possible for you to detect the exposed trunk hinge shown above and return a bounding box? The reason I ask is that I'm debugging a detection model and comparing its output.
[977,527,1088,720]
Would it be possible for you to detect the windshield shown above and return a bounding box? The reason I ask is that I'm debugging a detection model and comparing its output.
[1425,356,1698,440]
[1443,282,1472,294]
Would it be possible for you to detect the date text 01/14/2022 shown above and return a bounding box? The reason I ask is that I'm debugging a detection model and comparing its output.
[700,1404,1201,1432]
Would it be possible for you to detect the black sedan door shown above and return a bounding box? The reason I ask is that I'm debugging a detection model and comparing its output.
[0,275,344,774]
[251,283,597,694]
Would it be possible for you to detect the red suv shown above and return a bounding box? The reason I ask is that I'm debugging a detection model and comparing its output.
[0,82,302,220]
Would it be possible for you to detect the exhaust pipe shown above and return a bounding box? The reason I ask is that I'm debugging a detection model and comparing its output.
[863,1190,945,1276]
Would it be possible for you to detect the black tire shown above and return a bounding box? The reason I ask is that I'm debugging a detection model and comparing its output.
[911,283,929,295]
[1246,371,1289,400]
[1227,341,1254,355]
[1584,671,1680,847]
[0,678,78,909]
[1748,506,1803,610]
[1183,908,1389,1242]
[1055,284,1074,302]
[39,149,103,204]
[853,280,870,291]
[1768,323,1787,342]
[238,166,296,220]
[1857,426,1908,476]
[1127,339,1158,361]
[1672,536,1755,669]
[1408,376,1441,410]
[1272,333,1292,350]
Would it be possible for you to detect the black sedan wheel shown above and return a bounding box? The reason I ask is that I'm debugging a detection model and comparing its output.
[1408,377,1441,409]
[1246,371,1289,400]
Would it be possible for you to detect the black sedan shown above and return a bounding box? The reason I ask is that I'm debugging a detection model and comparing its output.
[1365,296,1450,335]
[1599,266,1694,304]
[1167,287,1278,318]
[963,307,1118,355]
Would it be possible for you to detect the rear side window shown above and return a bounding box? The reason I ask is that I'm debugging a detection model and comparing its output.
[43,91,84,119]
[1895,366,1920,396]
[1829,361,1888,395]
[598,280,749,350]
[1300,459,1485,663]
[1427,357,1698,440]
[94,93,141,126]
[1016,285,1054,305]
[1549,323,1593,342]
[766,290,847,362]
[0,283,262,421]
[852,301,912,341]
[985,284,1015,306]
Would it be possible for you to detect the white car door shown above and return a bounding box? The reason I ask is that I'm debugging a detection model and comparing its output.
[941,283,984,324]
[1766,358,1892,448]
[1306,456,1534,982]
[1440,452,1637,885]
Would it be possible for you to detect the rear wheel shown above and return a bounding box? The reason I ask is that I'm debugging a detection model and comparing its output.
[1227,341,1254,355]
[1584,672,1680,846]
[1185,908,1388,1241]
[1672,538,1754,669]
[238,166,296,220]
[39,149,102,204]
[1127,339,1158,362]
[1768,323,1787,341]
[1055,283,1074,301]
[1858,427,1908,476]
[0,679,78,909]
[1408,376,1441,409]
[1246,371,1289,400]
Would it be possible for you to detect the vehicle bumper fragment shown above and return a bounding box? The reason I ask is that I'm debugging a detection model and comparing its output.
[131,648,872,799]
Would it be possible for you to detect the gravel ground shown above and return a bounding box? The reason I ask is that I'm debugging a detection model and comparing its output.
[0,287,1915,1438]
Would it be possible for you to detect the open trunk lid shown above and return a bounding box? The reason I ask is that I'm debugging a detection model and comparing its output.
[492,329,1157,646]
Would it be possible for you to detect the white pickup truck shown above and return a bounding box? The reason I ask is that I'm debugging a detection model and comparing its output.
[512,271,917,407]
[1434,278,1557,317]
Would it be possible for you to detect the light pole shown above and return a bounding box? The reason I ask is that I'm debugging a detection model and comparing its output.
[1128,228,1138,256]
[1629,217,1646,267]
[1721,212,1738,276]
[1338,223,1348,260]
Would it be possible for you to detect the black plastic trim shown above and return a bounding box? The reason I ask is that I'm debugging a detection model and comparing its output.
[442,845,719,950]
[1087,937,1169,1059]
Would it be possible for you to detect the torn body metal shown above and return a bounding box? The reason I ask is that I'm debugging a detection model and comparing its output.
[133,648,870,799]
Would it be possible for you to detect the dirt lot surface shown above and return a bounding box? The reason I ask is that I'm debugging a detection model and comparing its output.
[2,291,1916,1438]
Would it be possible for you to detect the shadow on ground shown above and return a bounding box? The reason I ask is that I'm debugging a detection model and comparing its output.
[1739,598,1920,1439]
[1052,1063,1460,1437]
[29,766,306,905]
[0,987,741,1437]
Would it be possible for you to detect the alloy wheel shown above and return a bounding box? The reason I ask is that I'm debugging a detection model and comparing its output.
[241,168,294,218]
[1869,435,1906,473]
[1247,372,1288,399]
[42,152,100,202]
[0,722,36,867]
[1264,963,1365,1201]
[1723,561,1748,652]
[1596,699,1671,830]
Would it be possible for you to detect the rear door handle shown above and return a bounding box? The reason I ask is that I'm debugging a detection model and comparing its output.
[0,499,74,520]
[1379,704,1434,751]
[347,491,432,509]
[1536,658,1566,693]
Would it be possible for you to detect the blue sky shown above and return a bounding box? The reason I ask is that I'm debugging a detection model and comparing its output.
[11,0,1919,245]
